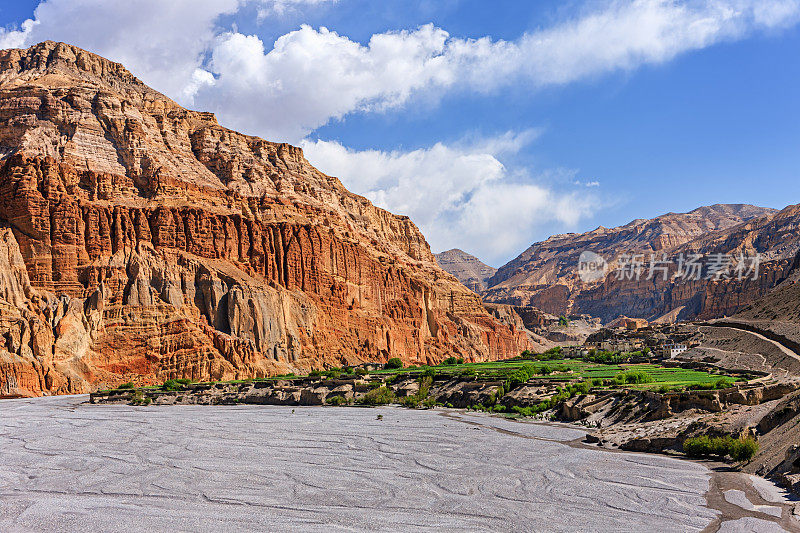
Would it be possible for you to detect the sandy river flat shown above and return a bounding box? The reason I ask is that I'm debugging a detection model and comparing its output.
[0,395,723,532]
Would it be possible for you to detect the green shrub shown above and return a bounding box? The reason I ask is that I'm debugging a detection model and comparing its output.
[582,350,627,364]
[422,397,438,408]
[359,386,396,406]
[130,390,151,406]
[688,377,735,391]
[401,395,419,408]
[683,435,711,458]
[386,358,403,369]
[327,395,351,406]
[402,376,433,408]
[175,378,192,386]
[457,358,465,365]
[613,370,654,385]
[309,370,322,377]
[575,381,590,395]
[355,367,368,376]
[441,357,459,366]
[343,366,355,374]
[709,436,731,458]
[730,437,759,461]
[422,367,436,378]
[117,382,135,390]
[460,368,477,377]
[536,347,563,361]
[162,379,185,391]
[683,435,759,462]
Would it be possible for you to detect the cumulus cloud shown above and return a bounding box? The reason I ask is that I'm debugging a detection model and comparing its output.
[0,0,242,100]
[3,1,799,141]
[197,24,460,141]
[192,0,800,141]
[301,132,598,264]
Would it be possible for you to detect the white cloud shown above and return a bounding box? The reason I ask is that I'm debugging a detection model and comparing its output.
[301,132,598,264]
[257,0,337,19]
[3,1,798,142]
[192,0,800,141]
[0,0,241,100]
[196,24,459,141]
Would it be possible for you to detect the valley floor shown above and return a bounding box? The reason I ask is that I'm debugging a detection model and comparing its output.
[0,396,796,532]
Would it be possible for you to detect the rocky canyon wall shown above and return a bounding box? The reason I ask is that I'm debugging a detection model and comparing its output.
[483,204,800,323]
[0,41,529,397]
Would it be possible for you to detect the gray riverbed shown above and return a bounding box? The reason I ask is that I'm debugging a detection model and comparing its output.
[0,395,719,532]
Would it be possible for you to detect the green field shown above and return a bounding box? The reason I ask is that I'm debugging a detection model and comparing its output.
[100,356,742,395]
[369,358,739,390]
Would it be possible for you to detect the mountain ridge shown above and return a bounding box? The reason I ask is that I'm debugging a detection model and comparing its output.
[0,41,530,397]
[482,202,793,322]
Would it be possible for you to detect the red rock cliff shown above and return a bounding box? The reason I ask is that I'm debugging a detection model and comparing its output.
[0,41,529,397]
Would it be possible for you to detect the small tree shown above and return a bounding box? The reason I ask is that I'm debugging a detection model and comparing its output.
[386,358,403,369]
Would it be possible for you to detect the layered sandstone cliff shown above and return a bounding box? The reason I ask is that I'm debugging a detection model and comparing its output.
[483,203,798,322]
[0,41,530,397]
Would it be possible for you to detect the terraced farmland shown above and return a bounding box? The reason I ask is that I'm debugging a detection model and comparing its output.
[365,358,739,390]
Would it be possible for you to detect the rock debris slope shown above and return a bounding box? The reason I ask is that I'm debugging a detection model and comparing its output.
[0,41,529,397]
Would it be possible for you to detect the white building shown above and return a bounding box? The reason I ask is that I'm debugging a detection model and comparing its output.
[661,344,687,359]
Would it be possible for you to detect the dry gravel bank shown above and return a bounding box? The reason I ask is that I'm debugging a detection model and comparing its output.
[0,396,796,532]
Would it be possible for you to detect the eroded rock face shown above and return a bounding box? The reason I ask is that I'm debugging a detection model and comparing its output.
[483,203,799,322]
[435,249,497,293]
[0,41,529,396]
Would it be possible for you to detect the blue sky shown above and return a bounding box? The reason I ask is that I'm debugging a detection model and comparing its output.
[1,0,799,266]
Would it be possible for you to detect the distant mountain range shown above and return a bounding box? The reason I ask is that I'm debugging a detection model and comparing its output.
[435,249,496,292]
[438,203,800,323]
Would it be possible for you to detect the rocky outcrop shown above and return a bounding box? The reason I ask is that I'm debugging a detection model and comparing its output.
[0,41,529,397]
[483,203,798,323]
[435,249,497,292]
[729,254,800,348]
